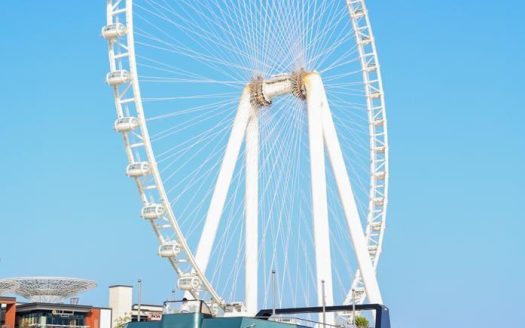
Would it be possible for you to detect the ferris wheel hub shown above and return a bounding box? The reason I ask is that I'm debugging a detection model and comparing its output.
[249,70,309,107]
[291,69,307,100]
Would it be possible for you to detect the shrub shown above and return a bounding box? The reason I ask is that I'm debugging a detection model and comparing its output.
[355,315,369,328]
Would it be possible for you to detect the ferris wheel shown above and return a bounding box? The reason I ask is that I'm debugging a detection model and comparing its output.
[103,0,388,321]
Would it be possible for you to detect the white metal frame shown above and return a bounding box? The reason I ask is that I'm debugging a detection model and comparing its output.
[244,103,259,314]
[104,0,389,314]
[345,0,389,306]
[0,277,96,303]
[0,280,19,296]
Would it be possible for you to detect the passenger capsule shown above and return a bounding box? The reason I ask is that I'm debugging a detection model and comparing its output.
[359,35,372,45]
[158,241,181,258]
[373,171,386,180]
[210,303,221,316]
[101,23,127,40]
[352,9,365,18]
[365,64,378,72]
[368,245,378,255]
[141,203,164,220]
[106,70,130,86]
[373,197,385,206]
[371,222,383,231]
[348,287,365,299]
[373,146,386,153]
[114,117,139,133]
[126,162,151,177]
[177,274,201,291]
[224,302,246,313]
[369,91,382,99]
[373,119,384,127]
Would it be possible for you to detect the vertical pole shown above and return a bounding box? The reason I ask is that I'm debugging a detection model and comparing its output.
[310,72,383,304]
[352,289,356,327]
[245,109,259,315]
[271,269,276,317]
[137,279,142,322]
[304,73,335,326]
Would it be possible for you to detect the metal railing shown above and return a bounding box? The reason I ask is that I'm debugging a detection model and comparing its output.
[256,315,371,328]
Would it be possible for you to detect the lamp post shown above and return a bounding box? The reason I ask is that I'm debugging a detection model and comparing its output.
[271,270,276,317]
[137,279,142,322]
[352,288,356,328]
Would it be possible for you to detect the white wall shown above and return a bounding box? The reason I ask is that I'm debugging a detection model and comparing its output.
[100,308,112,328]
[108,286,132,328]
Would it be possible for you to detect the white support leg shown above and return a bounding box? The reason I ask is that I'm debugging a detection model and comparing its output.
[196,86,254,274]
[309,72,383,304]
[245,110,259,314]
[304,73,335,324]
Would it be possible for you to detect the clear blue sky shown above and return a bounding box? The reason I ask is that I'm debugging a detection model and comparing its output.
[0,1,524,327]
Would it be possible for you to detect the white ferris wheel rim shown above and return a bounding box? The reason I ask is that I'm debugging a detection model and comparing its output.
[104,0,388,311]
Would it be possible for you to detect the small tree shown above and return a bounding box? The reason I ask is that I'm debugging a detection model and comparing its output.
[355,315,369,328]
[113,314,131,328]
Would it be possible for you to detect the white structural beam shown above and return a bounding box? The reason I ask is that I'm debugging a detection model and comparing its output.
[303,73,335,323]
[245,110,259,315]
[196,87,254,274]
[310,72,383,304]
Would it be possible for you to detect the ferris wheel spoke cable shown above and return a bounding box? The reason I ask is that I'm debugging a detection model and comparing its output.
[259,105,303,288]
[150,102,235,143]
[148,100,236,126]
[136,3,265,75]
[136,53,247,86]
[138,2,254,68]
[154,114,234,159]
